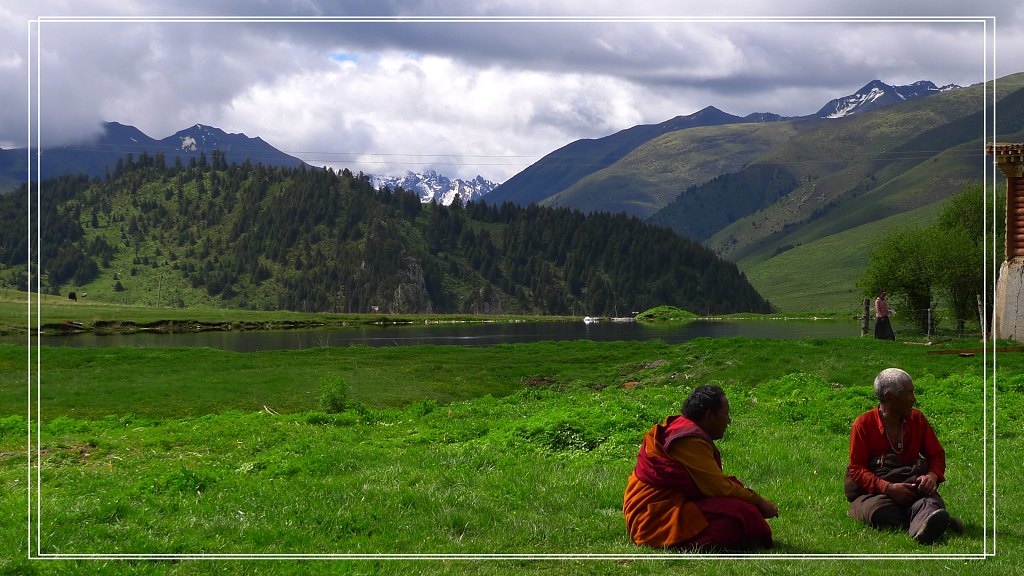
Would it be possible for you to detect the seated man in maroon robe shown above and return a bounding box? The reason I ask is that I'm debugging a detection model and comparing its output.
[623,384,778,550]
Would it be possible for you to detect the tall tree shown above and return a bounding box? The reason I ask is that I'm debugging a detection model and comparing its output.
[859,227,936,333]
[859,185,1000,334]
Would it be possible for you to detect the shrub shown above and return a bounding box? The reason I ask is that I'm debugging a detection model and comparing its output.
[410,399,438,417]
[0,415,25,439]
[318,376,349,413]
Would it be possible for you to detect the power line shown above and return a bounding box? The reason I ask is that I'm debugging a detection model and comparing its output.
[20,142,993,169]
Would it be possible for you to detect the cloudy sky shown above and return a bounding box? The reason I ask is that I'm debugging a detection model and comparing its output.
[2,1,1019,183]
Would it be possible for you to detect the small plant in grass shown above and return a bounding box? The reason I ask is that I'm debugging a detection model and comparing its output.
[148,466,217,494]
[318,375,349,413]
[411,398,439,416]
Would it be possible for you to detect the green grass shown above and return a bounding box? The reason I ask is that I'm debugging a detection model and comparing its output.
[1,336,1020,574]
[5,340,672,421]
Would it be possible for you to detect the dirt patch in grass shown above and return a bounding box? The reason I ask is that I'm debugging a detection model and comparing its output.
[522,375,557,388]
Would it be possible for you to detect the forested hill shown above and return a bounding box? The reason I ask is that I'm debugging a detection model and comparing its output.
[1,154,771,315]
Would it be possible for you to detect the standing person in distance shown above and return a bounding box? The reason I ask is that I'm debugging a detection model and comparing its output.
[874,289,896,340]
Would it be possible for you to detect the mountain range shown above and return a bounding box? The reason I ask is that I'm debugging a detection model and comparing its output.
[4,75,1014,313]
[483,106,786,209]
[371,170,497,205]
[0,78,960,203]
[487,79,962,214]
[0,122,308,191]
[0,123,495,207]
[485,75,1022,311]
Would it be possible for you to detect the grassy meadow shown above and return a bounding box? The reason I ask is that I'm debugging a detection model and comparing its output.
[2,327,1021,575]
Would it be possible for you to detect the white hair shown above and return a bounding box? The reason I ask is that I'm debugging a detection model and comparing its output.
[874,368,912,403]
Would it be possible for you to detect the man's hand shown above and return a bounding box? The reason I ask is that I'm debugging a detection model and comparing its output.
[915,472,939,496]
[884,482,919,505]
[757,497,779,519]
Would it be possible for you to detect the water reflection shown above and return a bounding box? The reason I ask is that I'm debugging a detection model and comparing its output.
[17,319,859,352]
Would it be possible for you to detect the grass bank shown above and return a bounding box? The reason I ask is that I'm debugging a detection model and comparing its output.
[1,337,1020,574]
[1,290,963,340]
[0,290,574,337]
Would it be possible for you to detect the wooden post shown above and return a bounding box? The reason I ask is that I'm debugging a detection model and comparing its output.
[977,294,986,340]
[861,298,870,337]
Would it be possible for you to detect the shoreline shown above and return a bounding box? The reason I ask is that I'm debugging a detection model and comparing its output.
[31,313,855,337]
[0,293,855,337]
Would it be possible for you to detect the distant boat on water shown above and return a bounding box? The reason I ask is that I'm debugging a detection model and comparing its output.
[583,315,634,324]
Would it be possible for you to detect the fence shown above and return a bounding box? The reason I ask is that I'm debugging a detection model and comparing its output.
[859,296,986,340]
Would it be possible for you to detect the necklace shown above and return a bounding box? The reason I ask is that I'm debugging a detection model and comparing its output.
[879,408,904,454]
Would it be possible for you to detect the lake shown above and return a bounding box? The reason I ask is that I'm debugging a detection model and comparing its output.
[18,318,861,352]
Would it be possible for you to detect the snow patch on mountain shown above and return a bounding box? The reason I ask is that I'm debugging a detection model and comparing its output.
[824,86,886,118]
[175,124,241,151]
[372,170,498,205]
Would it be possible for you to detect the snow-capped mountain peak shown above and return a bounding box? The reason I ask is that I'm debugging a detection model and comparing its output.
[816,80,961,119]
[372,170,498,205]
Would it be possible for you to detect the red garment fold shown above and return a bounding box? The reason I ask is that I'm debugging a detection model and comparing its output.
[633,415,718,499]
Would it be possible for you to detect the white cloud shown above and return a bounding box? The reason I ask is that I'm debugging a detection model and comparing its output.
[224,51,664,181]
[1,2,1018,181]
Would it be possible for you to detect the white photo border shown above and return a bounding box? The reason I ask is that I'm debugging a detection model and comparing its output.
[25,14,998,561]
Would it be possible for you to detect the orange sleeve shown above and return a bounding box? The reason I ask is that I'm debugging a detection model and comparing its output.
[667,437,762,505]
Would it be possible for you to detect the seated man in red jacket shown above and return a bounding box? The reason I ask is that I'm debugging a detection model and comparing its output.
[623,384,778,550]
[845,367,962,543]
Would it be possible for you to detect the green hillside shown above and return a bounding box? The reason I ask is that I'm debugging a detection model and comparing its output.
[483,74,1024,316]
[726,142,1001,270]
[485,106,758,206]
[708,75,1024,265]
[721,75,1024,313]
[677,80,991,252]
[743,201,945,312]
[0,160,771,316]
[544,122,800,217]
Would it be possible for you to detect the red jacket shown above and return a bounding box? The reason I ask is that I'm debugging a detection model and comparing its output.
[847,407,946,495]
